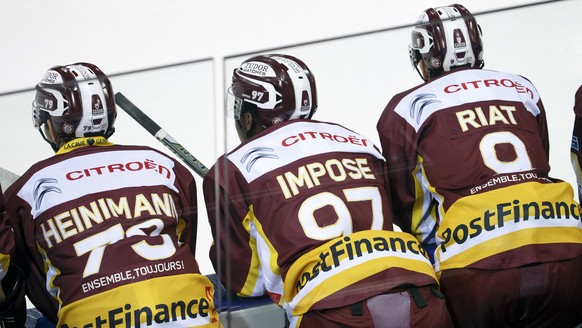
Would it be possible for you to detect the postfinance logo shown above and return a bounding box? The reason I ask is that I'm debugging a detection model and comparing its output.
[61,297,214,328]
[57,275,220,328]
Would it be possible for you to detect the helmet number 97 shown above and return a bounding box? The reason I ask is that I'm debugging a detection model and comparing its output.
[251,91,264,101]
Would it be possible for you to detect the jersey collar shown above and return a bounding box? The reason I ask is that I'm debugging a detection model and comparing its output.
[56,136,114,155]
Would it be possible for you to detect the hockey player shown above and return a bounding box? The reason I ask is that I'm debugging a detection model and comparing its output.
[571,85,582,202]
[376,4,582,327]
[0,185,26,327]
[202,54,453,327]
[2,63,221,327]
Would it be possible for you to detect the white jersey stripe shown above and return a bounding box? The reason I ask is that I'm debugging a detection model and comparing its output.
[17,150,177,218]
[228,121,383,183]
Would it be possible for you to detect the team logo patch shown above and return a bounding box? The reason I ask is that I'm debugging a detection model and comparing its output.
[453,29,466,48]
[272,117,284,125]
[240,147,278,172]
[409,93,441,124]
[430,57,441,68]
[92,95,104,115]
[62,123,75,134]
[300,90,311,113]
[33,178,62,211]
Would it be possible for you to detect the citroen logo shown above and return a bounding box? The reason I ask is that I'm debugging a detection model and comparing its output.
[410,93,440,124]
[240,147,278,172]
[33,178,62,211]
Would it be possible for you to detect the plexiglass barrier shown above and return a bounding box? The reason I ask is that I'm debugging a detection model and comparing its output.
[0,60,218,275]
[219,1,582,326]
[1,1,580,326]
[223,0,582,191]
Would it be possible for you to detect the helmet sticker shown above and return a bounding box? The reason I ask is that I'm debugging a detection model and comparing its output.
[272,117,284,125]
[62,123,75,135]
[74,65,94,80]
[300,90,310,111]
[35,91,57,111]
[273,56,302,74]
[92,95,104,115]
[453,29,466,48]
[240,61,276,77]
[41,70,61,84]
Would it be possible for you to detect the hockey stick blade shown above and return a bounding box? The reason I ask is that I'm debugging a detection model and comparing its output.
[114,92,209,178]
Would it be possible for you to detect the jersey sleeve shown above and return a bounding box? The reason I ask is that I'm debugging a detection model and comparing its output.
[0,186,28,327]
[0,186,13,282]
[3,182,60,323]
[376,96,439,254]
[172,160,199,257]
[202,160,266,298]
[534,89,550,159]
[571,84,582,200]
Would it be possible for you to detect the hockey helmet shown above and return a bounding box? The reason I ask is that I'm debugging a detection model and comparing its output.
[227,54,317,130]
[409,4,484,81]
[32,62,116,151]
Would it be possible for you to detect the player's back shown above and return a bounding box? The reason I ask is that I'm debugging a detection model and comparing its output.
[215,119,437,313]
[225,120,391,262]
[381,67,550,207]
[378,67,582,273]
[5,144,219,327]
[571,84,582,200]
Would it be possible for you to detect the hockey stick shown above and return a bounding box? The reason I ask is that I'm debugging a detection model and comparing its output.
[114,92,209,178]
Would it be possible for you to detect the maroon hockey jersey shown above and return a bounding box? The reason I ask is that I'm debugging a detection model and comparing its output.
[570,84,582,201]
[0,185,11,286]
[203,119,438,319]
[3,137,220,327]
[377,67,582,274]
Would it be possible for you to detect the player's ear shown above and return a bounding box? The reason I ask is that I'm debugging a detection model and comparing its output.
[240,111,254,132]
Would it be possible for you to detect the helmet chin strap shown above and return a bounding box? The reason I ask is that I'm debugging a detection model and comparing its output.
[104,127,115,139]
[415,65,428,82]
[415,59,432,82]
[38,119,66,152]
[38,128,60,152]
